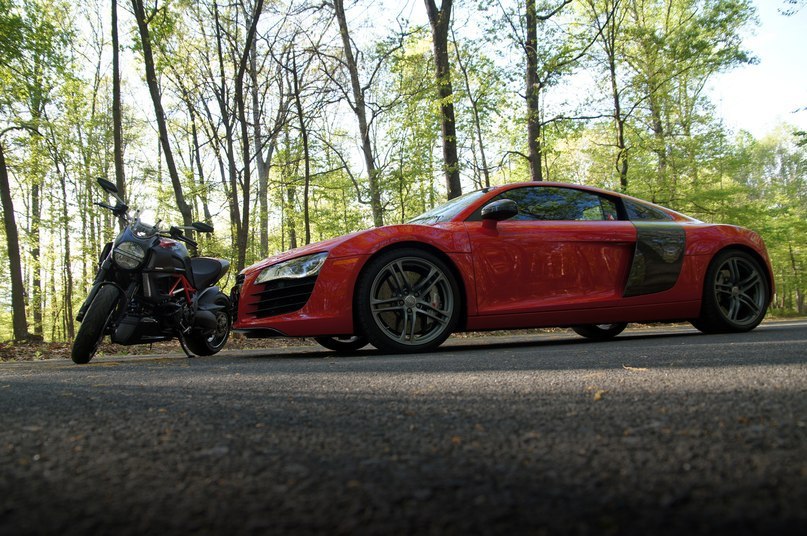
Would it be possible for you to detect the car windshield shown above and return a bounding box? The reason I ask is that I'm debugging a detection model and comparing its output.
[407,188,491,224]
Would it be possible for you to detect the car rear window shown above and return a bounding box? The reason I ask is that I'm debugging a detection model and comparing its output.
[624,199,673,221]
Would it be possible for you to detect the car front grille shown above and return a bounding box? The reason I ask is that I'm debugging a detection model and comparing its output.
[247,275,317,318]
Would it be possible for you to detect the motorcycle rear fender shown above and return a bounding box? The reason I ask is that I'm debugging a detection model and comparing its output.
[195,286,229,312]
[76,281,127,322]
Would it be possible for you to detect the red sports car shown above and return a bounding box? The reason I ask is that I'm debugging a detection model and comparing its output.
[232,182,772,353]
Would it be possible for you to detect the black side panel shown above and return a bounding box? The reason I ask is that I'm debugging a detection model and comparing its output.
[624,222,686,297]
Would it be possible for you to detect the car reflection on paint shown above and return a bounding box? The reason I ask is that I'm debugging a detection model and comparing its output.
[231,182,773,353]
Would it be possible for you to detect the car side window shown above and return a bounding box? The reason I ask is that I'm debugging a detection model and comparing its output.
[469,187,618,221]
[601,197,619,221]
[624,199,673,221]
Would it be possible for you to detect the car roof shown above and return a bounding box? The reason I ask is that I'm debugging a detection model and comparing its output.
[452,182,698,223]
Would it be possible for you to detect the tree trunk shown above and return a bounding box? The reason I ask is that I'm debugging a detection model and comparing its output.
[452,29,490,188]
[334,0,384,225]
[233,0,264,270]
[592,0,628,191]
[49,142,75,340]
[281,125,297,250]
[611,56,628,191]
[188,105,212,224]
[648,90,668,200]
[250,37,285,259]
[291,50,311,245]
[212,2,242,258]
[131,0,193,228]
[30,178,42,339]
[791,243,805,315]
[286,185,297,250]
[526,0,543,182]
[0,141,30,340]
[424,0,461,199]
[112,0,126,208]
[61,186,75,339]
[250,38,270,258]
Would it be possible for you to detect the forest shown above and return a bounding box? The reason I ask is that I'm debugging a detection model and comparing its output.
[0,0,805,343]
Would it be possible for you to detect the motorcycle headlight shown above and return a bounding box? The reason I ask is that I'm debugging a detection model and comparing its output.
[256,252,328,285]
[113,241,146,270]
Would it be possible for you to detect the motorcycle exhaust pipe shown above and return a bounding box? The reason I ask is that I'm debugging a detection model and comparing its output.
[193,310,218,330]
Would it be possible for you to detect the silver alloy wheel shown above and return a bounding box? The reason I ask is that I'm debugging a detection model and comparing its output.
[713,256,766,327]
[207,310,230,349]
[369,256,455,347]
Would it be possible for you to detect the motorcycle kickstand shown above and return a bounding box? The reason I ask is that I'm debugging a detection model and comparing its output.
[178,331,196,359]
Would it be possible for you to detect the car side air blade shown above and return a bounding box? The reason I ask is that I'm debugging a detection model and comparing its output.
[623,222,686,297]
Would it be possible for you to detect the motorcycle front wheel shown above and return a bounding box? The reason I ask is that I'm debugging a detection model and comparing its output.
[71,285,120,364]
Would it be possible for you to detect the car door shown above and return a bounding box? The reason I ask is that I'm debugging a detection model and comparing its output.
[465,186,637,316]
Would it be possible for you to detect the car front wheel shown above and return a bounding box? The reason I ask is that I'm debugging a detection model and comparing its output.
[356,248,460,353]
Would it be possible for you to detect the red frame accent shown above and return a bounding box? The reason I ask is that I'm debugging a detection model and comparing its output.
[169,274,195,303]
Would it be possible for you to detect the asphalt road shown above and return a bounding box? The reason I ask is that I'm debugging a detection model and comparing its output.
[1,321,806,535]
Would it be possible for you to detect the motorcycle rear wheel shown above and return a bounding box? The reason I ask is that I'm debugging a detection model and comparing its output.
[71,285,120,364]
[183,298,231,356]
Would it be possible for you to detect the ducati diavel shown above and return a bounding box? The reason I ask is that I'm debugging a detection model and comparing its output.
[72,178,231,364]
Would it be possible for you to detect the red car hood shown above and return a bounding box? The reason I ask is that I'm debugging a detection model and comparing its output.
[240,230,366,276]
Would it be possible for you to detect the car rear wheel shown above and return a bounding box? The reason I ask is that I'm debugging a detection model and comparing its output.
[691,250,769,334]
[572,323,627,340]
[314,335,369,353]
[356,248,460,353]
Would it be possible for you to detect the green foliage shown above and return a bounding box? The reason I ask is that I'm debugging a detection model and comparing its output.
[0,0,805,342]
[0,0,25,68]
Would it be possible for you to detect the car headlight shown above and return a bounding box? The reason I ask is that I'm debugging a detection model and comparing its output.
[113,241,146,270]
[256,252,328,285]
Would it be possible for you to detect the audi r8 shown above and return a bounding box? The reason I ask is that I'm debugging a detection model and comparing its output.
[231,182,772,353]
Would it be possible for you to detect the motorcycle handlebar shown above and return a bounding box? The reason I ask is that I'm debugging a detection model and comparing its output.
[165,226,198,249]
[174,234,198,249]
[95,197,201,249]
[95,201,129,219]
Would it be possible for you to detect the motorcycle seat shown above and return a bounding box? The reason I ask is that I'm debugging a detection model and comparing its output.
[191,257,230,288]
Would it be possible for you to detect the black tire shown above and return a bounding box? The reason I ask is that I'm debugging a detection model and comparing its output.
[356,248,461,353]
[184,296,231,356]
[691,249,769,334]
[314,335,369,353]
[572,323,627,340]
[71,285,120,364]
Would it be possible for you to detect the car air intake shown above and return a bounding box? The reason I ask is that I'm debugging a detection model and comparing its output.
[248,275,317,318]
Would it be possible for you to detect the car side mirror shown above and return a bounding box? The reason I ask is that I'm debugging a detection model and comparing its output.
[481,199,518,222]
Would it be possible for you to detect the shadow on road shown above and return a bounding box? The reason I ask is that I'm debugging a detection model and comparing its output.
[226,322,805,372]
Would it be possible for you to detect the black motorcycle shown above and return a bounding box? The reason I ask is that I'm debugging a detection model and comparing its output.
[72,178,232,364]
